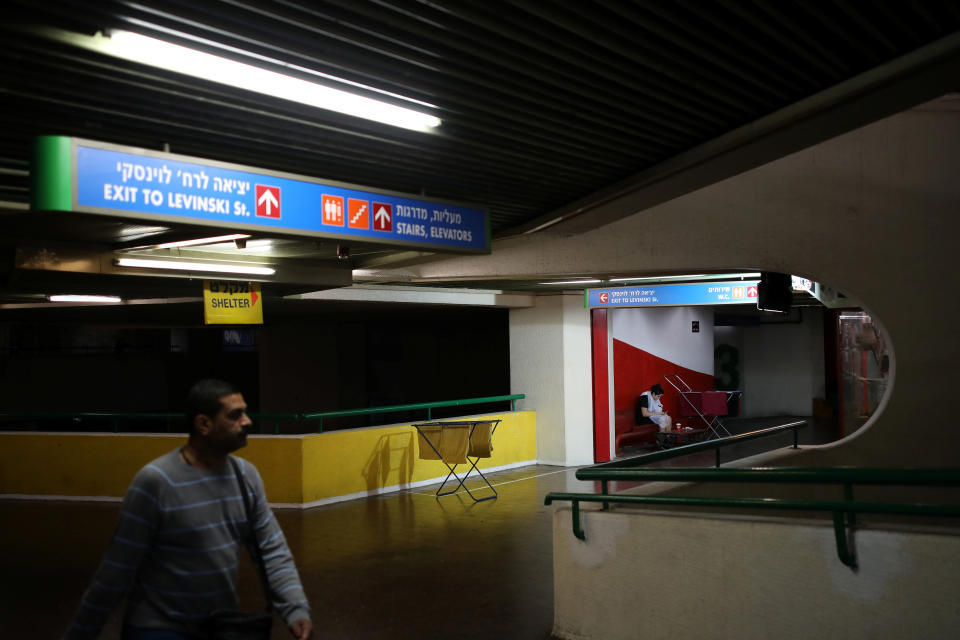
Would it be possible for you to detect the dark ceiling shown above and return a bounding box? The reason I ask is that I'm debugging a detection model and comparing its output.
[2,1,960,300]
[6,1,960,230]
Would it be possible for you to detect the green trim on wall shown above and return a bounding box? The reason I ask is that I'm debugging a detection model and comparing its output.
[31,135,73,211]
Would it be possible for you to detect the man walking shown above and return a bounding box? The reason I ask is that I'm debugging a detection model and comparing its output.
[65,379,312,639]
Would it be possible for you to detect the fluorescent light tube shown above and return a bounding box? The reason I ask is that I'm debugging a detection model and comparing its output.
[538,279,602,285]
[49,295,122,303]
[154,234,251,249]
[609,274,705,282]
[524,216,565,234]
[608,273,761,282]
[116,258,275,275]
[92,30,440,132]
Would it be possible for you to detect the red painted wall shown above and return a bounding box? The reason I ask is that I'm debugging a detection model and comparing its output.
[591,309,611,463]
[613,338,715,420]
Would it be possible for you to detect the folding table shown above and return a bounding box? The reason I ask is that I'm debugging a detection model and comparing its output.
[413,419,501,502]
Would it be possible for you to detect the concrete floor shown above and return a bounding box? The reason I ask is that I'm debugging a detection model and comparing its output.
[1,416,838,639]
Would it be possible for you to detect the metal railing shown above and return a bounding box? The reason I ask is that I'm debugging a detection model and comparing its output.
[544,467,960,568]
[300,394,525,432]
[0,411,299,434]
[0,394,526,435]
[603,420,807,470]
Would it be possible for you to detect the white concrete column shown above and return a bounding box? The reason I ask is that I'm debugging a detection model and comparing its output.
[510,293,594,466]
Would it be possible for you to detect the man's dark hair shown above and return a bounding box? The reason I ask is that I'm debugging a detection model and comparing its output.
[650,383,664,396]
[186,379,239,434]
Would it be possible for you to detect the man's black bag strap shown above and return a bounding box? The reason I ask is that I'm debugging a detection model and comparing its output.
[229,456,274,614]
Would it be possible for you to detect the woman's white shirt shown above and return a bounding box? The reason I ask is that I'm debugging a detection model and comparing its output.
[641,391,662,414]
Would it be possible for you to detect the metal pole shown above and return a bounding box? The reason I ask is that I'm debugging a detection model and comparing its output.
[844,483,857,528]
[572,500,585,540]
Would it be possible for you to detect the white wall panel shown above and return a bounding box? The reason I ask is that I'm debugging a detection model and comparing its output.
[510,296,565,464]
[562,293,595,466]
[611,306,716,375]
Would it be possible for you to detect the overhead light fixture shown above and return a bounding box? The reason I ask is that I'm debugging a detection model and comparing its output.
[524,216,566,235]
[609,274,706,282]
[116,257,275,275]
[153,234,251,249]
[49,295,122,303]
[71,29,441,132]
[608,272,761,283]
[539,279,603,285]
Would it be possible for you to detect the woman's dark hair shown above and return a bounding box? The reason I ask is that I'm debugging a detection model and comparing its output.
[185,379,238,433]
[650,383,664,396]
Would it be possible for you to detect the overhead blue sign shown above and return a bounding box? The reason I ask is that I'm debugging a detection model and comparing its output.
[37,137,489,253]
[586,281,760,308]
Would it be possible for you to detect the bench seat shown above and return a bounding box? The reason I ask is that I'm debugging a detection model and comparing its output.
[614,409,658,454]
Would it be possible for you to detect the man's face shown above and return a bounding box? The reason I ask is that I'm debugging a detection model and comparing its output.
[203,392,252,453]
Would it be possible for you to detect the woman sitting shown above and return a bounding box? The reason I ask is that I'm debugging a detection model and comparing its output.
[635,383,672,432]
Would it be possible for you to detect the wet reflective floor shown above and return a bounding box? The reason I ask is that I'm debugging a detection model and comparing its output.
[1,416,835,639]
[271,465,588,640]
[0,465,590,639]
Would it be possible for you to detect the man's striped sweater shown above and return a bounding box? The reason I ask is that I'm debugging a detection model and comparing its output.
[65,449,310,638]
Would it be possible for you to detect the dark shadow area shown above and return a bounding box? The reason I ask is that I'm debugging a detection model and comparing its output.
[362,432,414,493]
[0,304,511,434]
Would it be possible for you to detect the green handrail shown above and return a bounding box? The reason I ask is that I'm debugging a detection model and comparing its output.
[599,420,807,470]
[0,411,182,434]
[584,421,806,508]
[0,395,525,435]
[300,394,525,432]
[576,466,960,485]
[544,467,960,568]
[0,411,182,419]
[249,413,302,435]
[0,411,300,434]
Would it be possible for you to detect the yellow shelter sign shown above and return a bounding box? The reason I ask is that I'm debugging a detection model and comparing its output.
[203,280,263,325]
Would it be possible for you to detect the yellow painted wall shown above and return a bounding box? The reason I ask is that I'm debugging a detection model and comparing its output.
[301,411,537,504]
[0,433,184,497]
[0,411,536,505]
[231,436,304,503]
